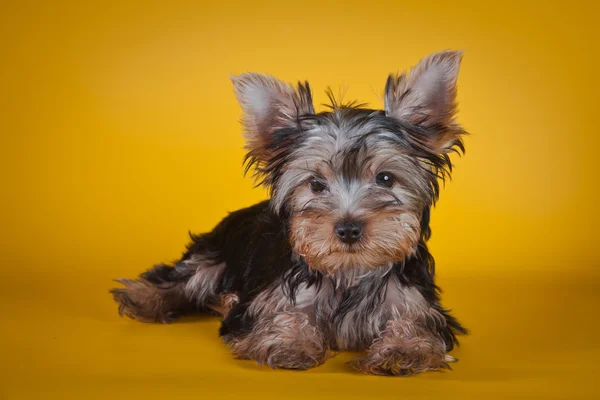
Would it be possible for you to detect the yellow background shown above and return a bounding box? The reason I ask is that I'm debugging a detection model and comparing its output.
[1,0,598,398]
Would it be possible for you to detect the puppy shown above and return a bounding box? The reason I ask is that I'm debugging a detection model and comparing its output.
[112,50,468,376]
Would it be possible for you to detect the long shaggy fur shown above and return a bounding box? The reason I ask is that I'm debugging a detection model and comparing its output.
[111,50,469,376]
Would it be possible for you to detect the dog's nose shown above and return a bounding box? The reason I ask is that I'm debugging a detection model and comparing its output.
[335,221,363,244]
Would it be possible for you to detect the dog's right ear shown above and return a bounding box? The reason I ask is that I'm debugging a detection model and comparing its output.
[231,73,314,163]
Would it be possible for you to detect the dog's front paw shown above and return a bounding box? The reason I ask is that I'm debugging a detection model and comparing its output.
[356,345,450,376]
[355,320,450,376]
[227,312,328,370]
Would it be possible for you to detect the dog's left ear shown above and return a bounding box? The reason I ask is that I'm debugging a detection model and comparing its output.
[232,73,314,163]
[384,50,464,154]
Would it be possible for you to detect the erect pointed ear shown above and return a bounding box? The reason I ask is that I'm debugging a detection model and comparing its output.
[384,50,465,153]
[231,73,314,162]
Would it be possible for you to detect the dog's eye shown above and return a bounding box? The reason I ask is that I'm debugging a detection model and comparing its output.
[309,178,327,193]
[375,172,395,188]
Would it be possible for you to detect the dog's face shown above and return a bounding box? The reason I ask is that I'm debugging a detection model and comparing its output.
[233,51,465,273]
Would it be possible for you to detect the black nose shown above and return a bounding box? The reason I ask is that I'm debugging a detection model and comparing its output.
[335,221,363,244]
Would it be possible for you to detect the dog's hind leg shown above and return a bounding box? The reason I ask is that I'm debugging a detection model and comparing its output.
[111,254,225,324]
[111,201,272,323]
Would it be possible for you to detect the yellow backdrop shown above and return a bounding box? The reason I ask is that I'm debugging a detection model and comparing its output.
[1,0,598,398]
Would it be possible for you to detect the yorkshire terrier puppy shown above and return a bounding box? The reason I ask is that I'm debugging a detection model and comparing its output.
[112,50,468,376]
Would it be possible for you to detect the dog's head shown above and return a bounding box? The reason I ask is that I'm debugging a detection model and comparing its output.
[232,51,466,273]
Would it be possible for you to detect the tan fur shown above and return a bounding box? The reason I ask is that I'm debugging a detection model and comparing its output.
[227,312,328,370]
[111,279,189,323]
[233,282,331,369]
[356,319,449,376]
[243,272,448,355]
[290,210,421,274]
[334,274,446,350]
[112,257,225,323]
[219,293,240,318]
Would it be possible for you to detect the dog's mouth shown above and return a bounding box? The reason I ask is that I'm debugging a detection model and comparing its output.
[341,245,361,254]
[328,241,364,254]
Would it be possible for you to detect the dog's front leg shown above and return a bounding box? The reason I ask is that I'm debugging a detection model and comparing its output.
[221,282,329,370]
[357,318,451,376]
[227,311,328,370]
